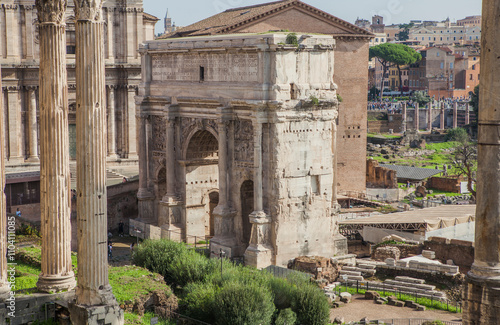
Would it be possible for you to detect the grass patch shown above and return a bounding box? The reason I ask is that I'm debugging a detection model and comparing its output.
[109,266,172,303]
[124,312,175,325]
[334,285,461,313]
[367,133,401,139]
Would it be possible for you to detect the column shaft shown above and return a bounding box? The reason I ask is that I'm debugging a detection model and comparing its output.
[414,103,419,131]
[427,102,432,131]
[107,86,118,158]
[0,62,9,296]
[75,18,112,306]
[453,102,458,129]
[137,115,149,196]
[402,102,407,132]
[440,102,445,130]
[127,86,138,159]
[27,88,39,162]
[464,1,500,322]
[217,120,228,207]
[465,104,470,125]
[165,118,176,197]
[253,121,264,212]
[332,121,338,206]
[7,88,23,162]
[36,20,75,292]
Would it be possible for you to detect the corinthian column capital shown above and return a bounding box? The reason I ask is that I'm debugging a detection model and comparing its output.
[74,0,103,21]
[35,0,67,24]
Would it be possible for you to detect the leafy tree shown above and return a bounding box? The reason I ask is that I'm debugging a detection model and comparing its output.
[369,43,422,99]
[411,91,432,107]
[450,130,477,199]
[396,23,414,41]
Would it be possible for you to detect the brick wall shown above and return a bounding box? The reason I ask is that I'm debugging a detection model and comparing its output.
[424,237,474,273]
[427,176,463,193]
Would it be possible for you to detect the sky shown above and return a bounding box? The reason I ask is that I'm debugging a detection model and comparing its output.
[143,0,482,35]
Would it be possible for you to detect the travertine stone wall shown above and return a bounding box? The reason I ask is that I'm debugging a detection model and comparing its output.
[35,0,76,293]
[138,34,343,268]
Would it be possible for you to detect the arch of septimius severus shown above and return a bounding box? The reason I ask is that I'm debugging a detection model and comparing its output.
[0,0,124,323]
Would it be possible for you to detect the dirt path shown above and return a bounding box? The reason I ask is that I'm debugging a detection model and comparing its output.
[330,295,463,323]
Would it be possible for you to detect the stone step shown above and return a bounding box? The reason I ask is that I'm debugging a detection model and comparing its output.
[347,281,447,301]
[339,270,362,276]
[394,276,426,284]
[357,263,376,270]
[384,280,437,291]
[342,266,358,272]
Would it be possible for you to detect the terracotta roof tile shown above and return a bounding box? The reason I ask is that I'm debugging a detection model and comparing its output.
[160,0,372,39]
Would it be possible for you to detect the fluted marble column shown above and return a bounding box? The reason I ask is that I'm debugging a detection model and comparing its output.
[74,0,118,307]
[107,86,118,159]
[35,0,76,293]
[244,119,272,269]
[464,0,500,322]
[27,87,39,162]
[0,62,9,297]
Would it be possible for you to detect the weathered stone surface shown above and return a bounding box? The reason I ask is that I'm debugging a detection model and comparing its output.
[339,292,352,303]
[36,0,76,293]
[365,291,380,300]
[333,316,344,324]
[138,33,342,268]
[291,256,341,283]
[374,247,400,262]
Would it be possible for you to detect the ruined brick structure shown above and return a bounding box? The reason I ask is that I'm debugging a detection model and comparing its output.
[366,159,397,189]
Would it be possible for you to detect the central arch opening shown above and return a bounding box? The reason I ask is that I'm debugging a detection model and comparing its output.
[185,130,219,242]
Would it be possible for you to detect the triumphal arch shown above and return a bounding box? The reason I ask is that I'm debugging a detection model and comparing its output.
[137,33,346,267]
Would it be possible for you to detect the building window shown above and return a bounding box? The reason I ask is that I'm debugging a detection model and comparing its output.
[199,66,205,82]
[437,52,440,57]
[472,65,476,70]
[440,62,444,69]
[470,74,473,80]
[450,62,454,69]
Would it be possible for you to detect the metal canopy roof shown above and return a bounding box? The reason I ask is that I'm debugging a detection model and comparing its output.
[379,164,444,181]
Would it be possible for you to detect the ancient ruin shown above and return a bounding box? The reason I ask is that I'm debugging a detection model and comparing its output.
[463,0,500,322]
[163,0,372,194]
[35,0,76,293]
[137,33,346,268]
[69,0,123,322]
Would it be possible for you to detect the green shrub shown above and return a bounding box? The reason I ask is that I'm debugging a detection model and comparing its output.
[166,249,218,286]
[181,282,219,323]
[422,321,445,325]
[213,282,275,325]
[268,277,297,310]
[132,239,188,279]
[292,284,330,325]
[446,127,468,142]
[286,33,299,46]
[275,308,297,325]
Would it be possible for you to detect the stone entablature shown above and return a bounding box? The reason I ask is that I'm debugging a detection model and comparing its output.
[138,33,346,268]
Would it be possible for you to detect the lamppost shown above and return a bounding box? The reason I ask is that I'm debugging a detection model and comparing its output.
[211,249,226,278]
[133,227,142,245]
